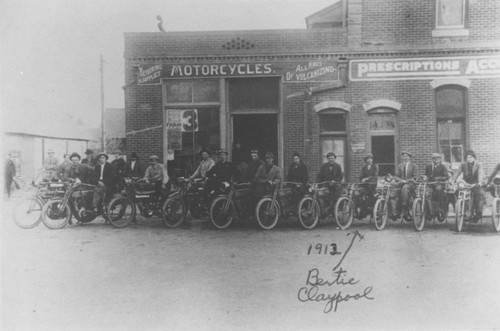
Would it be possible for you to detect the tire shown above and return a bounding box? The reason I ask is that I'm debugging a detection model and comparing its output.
[162,197,186,228]
[297,196,320,230]
[492,197,500,232]
[334,197,354,230]
[455,199,464,232]
[210,196,234,229]
[41,199,71,229]
[373,199,388,231]
[13,198,44,229]
[70,200,97,224]
[256,198,279,230]
[412,198,425,232]
[107,196,136,228]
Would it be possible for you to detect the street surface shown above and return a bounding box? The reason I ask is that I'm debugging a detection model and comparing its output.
[1,193,499,331]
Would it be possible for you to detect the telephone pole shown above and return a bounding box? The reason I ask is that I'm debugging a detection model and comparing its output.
[100,55,105,152]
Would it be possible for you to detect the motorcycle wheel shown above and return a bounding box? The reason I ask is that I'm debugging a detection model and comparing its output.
[493,197,500,232]
[297,196,320,230]
[107,196,136,228]
[334,197,354,230]
[162,197,186,228]
[455,199,464,232]
[210,196,234,229]
[412,198,425,232]
[256,198,279,230]
[70,200,97,224]
[13,198,44,229]
[42,199,71,229]
[373,198,388,231]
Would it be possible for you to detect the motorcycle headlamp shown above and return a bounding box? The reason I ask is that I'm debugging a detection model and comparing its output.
[457,181,466,190]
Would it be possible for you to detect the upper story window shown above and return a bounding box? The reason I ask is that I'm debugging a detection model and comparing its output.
[433,0,469,37]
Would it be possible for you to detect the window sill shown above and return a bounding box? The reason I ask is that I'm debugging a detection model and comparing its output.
[432,28,469,37]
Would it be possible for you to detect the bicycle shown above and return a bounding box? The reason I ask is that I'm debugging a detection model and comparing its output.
[490,177,500,232]
[454,181,483,232]
[412,179,449,231]
[334,182,376,230]
[297,181,337,230]
[209,181,253,229]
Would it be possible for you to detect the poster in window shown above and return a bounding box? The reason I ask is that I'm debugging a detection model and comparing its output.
[166,109,183,150]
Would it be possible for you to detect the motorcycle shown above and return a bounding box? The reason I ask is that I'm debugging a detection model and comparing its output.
[334,182,376,230]
[106,178,169,228]
[41,182,111,229]
[161,177,215,228]
[209,181,253,229]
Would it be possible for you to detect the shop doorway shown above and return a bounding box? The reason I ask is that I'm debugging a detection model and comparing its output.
[232,114,278,164]
[371,135,395,176]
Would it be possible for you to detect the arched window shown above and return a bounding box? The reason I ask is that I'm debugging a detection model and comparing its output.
[317,108,349,176]
[435,85,467,166]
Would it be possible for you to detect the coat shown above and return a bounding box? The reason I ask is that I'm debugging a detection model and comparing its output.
[453,161,484,184]
[395,162,419,180]
[255,164,282,183]
[126,160,143,178]
[286,162,308,184]
[206,161,239,183]
[424,163,449,182]
[93,162,116,188]
[360,163,379,183]
[317,162,343,182]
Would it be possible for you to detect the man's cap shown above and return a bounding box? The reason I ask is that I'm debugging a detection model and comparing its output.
[218,149,228,155]
[326,152,336,158]
[97,152,109,160]
[292,151,301,159]
[85,149,93,155]
[265,152,274,159]
[200,148,210,155]
[431,153,442,159]
[149,155,160,160]
[465,150,476,158]
[250,149,259,155]
[70,152,81,160]
[401,151,413,157]
[363,153,374,161]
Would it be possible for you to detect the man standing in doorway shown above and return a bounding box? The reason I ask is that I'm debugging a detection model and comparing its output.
[247,149,265,183]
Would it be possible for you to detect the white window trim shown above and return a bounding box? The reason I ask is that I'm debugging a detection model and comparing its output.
[434,0,466,33]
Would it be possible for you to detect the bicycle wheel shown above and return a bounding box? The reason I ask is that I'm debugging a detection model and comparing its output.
[107,196,136,228]
[298,196,320,230]
[455,199,464,232]
[373,198,388,231]
[492,197,500,232]
[334,197,354,230]
[42,199,71,229]
[13,198,44,229]
[412,198,425,232]
[256,198,279,230]
[162,197,186,228]
[210,196,234,229]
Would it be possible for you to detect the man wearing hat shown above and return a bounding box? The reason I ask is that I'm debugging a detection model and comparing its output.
[425,153,450,221]
[254,152,282,200]
[92,152,117,214]
[317,152,343,213]
[126,152,142,178]
[64,153,93,184]
[393,151,419,220]
[188,149,215,182]
[358,153,379,214]
[144,155,170,201]
[247,149,265,183]
[111,150,127,179]
[82,149,97,168]
[287,152,308,185]
[452,150,485,222]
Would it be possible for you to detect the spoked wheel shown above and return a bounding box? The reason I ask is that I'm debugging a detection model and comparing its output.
[42,199,71,229]
[13,198,44,229]
[107,196,136,228]
[455,199,464,232]
[334,197,354,230]
[412,198,425,232]
[373,199,388,231]
[210,196,234,229]
[162,197,186,228]
[492,197,500,232]
[256,198,279,230]
[297,196,320,229]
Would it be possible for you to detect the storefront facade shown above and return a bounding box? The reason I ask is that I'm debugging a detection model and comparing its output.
[124,0,500,180]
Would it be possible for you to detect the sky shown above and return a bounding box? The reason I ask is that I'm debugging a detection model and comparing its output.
[1,0,336,128]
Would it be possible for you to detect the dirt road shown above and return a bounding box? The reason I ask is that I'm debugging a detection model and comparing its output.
[1,197,499,331]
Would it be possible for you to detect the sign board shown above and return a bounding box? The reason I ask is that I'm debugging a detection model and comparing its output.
[349,55,500,81]
[165,109,182,150]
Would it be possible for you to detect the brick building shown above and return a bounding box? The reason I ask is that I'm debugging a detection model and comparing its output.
[124,0,500,180]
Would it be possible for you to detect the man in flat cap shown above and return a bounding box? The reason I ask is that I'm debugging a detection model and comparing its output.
[392,151,419,221]
[254,152,282,201]
[247,149,265,183]
[452,150,485,222]
[206,149,239,187]
[425,153,450,221]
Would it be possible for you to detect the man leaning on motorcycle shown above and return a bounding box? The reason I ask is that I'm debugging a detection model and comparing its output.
[144,155,170,201]
[424,153,450,222]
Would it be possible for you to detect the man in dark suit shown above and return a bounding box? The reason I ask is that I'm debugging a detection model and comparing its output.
[392,151,419,220]
[92,152,116,213]
[317,152,343,213]
[82,149,97,168]
[452,150,485,222]
[126,152,142,178]
[425,153,450,221]
[359,153,379,213]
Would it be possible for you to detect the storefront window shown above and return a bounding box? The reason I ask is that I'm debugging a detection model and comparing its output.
[166,80,219,104]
